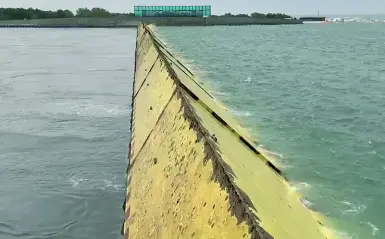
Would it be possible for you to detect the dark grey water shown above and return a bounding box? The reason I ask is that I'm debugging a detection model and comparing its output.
[0,29,135,239]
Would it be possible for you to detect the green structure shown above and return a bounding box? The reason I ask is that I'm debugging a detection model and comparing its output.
[134,5,211,17]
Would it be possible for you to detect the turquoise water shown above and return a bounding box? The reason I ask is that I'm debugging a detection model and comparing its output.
[157,24,385,239]
[0,29,134,238]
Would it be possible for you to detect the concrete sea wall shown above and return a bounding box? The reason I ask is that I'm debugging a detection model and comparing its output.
[0,16,302,28]
[123,23,335,239]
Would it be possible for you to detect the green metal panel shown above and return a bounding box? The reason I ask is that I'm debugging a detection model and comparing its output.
[133,5,212,17]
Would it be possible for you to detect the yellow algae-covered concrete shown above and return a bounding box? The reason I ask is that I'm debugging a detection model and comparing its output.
[124,24,335,239]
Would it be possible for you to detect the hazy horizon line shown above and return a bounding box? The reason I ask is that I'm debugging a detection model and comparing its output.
[1,6,384,16]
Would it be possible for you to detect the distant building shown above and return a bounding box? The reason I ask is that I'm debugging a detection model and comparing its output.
[134,5,211,17]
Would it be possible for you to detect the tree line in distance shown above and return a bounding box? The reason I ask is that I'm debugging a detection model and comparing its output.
[0,7,293,21]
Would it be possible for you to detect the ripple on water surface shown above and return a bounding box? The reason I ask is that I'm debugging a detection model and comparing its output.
[0,28,135,239]
[157,23,385,238]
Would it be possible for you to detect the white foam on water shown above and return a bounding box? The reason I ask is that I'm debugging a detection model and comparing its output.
[369,150,377,155]
[341,200,367,215]
[258,146,284,159]
[229,109,253,117]
[256,145,291,170]
[100,179,124,192]
[257,145,284,160]
[68,177,86,188]
[366,222,379,237]
[325,16,385,24]
[106,106,130,116]
[300,198,314,209]
[291,182,312,193]
[244,76,251,82]
[341,200,353,206]
[210,90,229,97]
[328,228,356,239]
[69,175,124,191]
[67,103,129,117]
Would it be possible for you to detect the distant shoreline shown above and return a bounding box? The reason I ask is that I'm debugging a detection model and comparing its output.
[0,16,303,28]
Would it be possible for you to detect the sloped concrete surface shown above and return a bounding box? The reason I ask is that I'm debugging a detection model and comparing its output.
[124,24,335,239]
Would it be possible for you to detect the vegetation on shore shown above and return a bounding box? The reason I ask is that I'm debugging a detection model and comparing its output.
[0,7,292,20]
[0,7,133,20]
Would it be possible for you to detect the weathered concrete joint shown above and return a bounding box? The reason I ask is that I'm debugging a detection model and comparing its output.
[124,23,335,239]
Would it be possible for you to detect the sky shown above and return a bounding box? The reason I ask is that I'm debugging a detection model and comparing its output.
[1,0,385,16]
